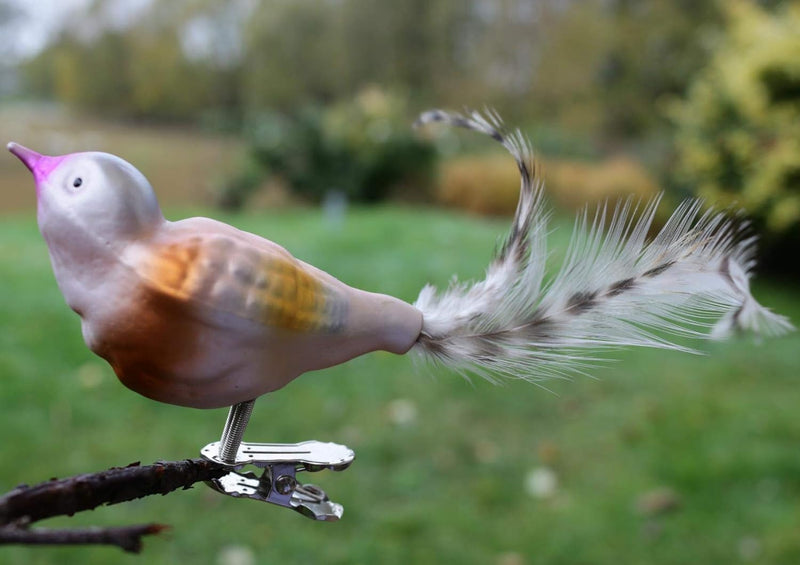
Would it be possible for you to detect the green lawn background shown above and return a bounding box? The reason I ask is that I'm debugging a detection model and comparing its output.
[0,204,798,565]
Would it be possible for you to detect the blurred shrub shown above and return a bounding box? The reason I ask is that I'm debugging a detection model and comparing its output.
[436,154,660,216]
[670,1,800,239]
[547,156,660,211]
[215,154,264,211]
[436,155,520,216]
[218,88,435,209]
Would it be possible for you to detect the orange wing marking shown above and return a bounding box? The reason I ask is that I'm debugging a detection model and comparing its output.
[144,235,345,333]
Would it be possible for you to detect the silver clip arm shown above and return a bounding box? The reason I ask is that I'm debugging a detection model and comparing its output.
[201,440,355,521]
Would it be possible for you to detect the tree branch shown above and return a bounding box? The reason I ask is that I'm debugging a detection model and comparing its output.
[0,458,227,553]
[0,523,169,553]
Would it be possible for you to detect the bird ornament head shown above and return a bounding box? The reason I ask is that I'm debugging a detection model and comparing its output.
[9,143,163,241]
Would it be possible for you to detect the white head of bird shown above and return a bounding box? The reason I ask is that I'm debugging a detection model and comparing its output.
[6,110,792,414]
[11,143,162,239]
[8,144,164,315]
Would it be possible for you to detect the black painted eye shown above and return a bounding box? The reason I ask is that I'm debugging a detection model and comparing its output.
[73,177,83,188]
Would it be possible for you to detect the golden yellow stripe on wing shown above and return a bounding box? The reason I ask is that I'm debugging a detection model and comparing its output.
[253,256,329,332]
[143,235,345,333]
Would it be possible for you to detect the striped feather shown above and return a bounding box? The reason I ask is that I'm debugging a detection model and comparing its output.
[412,109,793,382]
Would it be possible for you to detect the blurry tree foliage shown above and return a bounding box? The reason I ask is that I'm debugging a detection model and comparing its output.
[671,1,800,240]
[20,0,726,143]
[534,0,722,141]
[23,1,240,122]
[17,0,799,223]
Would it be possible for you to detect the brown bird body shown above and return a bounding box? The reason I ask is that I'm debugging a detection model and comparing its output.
[107,216,423,408]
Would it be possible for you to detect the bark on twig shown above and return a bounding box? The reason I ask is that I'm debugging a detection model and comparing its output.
[0,523,168,553]
[0,458,226,553]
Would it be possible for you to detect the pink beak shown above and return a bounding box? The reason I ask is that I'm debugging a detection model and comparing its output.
[7,142,68,185]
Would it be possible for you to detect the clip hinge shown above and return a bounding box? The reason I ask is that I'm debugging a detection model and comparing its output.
[200,440,355,521]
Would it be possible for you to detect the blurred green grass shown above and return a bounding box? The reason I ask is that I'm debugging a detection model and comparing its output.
[0,205,798,565]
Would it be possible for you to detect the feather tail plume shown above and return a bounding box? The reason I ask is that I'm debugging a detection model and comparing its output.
[412,109,793,381]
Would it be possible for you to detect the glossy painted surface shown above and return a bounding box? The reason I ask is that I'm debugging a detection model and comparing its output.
[8,143,423,408]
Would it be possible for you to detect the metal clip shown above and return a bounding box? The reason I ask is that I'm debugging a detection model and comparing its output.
[200,440,355,521]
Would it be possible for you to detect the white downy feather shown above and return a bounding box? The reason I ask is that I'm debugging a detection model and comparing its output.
[412,109,793,382]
